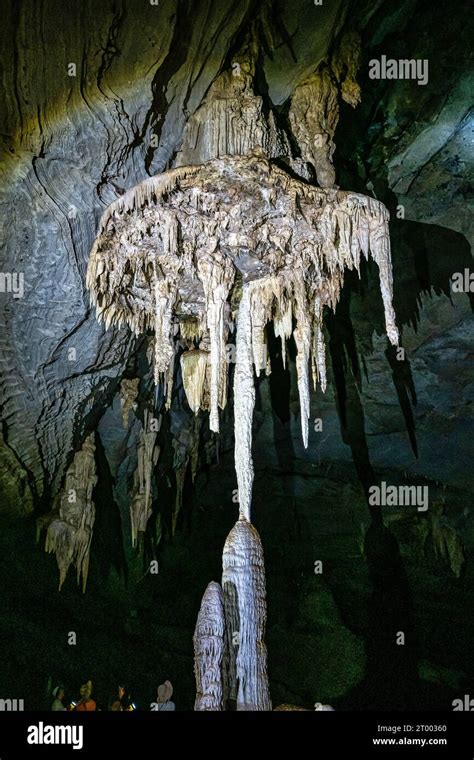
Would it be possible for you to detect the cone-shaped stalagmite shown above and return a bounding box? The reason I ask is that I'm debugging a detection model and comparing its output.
[193,581,225,711]
[222,520,271,711]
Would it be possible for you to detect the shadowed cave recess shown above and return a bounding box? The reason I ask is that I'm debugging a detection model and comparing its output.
[0,0,472,712]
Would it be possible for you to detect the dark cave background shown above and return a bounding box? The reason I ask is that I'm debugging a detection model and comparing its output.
[0,0,472,710]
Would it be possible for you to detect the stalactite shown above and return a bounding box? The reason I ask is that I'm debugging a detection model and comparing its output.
[164,345,176,410]
[87,154,399,439]
[44,433,97,592]
[120,378,140,428]
[197,255,234,432]
[273,296,293,370]
[180,348,209,414]
[193,581,225,711]
[288,32,361,188]
[130,411,160,548]
[233,283,255,522]
[172,457,187,536]
[189,415,202,483]
[429,500,465,578]
[153,270,178,389]
[175,46,289,167]
[293,274,312,448]
[179,318,203,342]
[312,295,327,392]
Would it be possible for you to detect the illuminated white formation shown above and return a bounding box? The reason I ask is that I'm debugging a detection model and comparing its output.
[193,581,225,711]
[87,152,398,448]
[87,52,398,709]
[43,433,97,592]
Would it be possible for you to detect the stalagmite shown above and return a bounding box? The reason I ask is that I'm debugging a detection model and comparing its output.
[44,433,97,592]
[193,582,225,711]
[222,520,271,711]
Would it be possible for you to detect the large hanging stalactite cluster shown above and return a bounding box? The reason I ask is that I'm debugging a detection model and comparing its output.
[37,27,369,593]
[86,151,398,447]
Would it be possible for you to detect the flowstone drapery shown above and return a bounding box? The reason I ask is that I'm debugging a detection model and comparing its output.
[175,45,289,169]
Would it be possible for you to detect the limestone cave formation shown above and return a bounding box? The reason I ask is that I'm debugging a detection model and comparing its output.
[0,0,472,715]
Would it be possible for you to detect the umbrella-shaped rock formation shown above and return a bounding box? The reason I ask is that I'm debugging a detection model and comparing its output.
[86,148,399,710]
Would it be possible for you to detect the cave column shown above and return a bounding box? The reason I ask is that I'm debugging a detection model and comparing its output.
[221,279,272,711]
